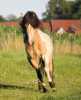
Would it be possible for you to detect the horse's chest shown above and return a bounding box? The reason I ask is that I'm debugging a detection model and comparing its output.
[33,33,46,55]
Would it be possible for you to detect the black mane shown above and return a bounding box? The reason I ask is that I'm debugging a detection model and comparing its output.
[20,11,40,43]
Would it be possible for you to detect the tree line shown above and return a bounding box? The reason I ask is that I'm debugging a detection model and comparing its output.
[43,0,81,20]
[0,15,22,22]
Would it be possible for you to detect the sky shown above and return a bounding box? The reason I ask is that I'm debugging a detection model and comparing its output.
[0,0,75,19]
[0,0,49,19]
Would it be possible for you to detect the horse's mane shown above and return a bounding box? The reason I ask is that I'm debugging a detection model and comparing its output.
[19,11,41,43]
[20,11,40,33]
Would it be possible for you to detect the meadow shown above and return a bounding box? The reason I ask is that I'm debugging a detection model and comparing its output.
[0,26,81,100]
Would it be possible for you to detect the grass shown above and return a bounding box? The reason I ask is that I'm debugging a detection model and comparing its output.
[0,25,81,100]
[0,49,81,100]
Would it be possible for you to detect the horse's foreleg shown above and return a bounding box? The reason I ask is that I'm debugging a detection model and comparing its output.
[36,68,47,92]
[31,55,47,92]
[45,59,55,90]
[49,60,55,89]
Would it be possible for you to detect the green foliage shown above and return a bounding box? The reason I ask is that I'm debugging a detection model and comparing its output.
[0,26,21,37]
[50,32,81,45]
[43,0,81,19]
[73,35,81,45]
[0,26,22,49]
[54,32,69,43]
[0,25,81,46]
[43,0,73,20]
[0,16,6,22]
[71,0,81,19]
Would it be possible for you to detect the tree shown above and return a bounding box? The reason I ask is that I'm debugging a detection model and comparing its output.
[42,0,74,20]
[6,14,17,21]
[71,0,81,19]
[0,15,6,22]
[43,0,58,20]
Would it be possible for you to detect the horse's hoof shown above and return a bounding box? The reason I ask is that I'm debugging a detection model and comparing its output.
[39,86,48,93]
[49,82,55,88]
[43,87,48,93]
[52,87,56,92]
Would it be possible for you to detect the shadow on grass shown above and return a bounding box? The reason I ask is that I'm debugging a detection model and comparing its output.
[0,83,36,91]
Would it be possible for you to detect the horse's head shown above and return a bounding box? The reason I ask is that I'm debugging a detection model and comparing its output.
[20,11,40,33]
[20,11,40,43]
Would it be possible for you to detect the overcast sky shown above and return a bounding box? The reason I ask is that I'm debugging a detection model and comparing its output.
[0,0,49,19]
[0,0,75,19]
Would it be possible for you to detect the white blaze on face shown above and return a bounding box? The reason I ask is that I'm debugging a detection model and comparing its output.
[27,24,34,45]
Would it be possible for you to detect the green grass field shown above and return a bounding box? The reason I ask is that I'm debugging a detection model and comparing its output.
[0,50,81,100]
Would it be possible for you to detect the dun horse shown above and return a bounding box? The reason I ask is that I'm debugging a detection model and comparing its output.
[20,11,55,92]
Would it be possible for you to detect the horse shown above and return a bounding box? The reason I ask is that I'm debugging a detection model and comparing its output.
[20,11,55,92]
